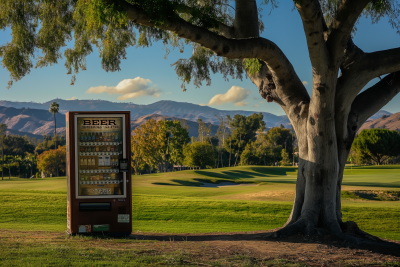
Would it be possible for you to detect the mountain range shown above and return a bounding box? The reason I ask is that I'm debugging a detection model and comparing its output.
[0,99,291,127]
[0,99,396,139]
[359,112,400,132]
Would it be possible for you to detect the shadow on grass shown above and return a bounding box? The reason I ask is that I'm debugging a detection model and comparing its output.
[152,167,300,187]
[342,181,400,188]
[194,167,298,180]
[345,165,400,170]
[153,179,254,187]
[128,232,400,257]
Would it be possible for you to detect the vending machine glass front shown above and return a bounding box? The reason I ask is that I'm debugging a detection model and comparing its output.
[75,115,126,199]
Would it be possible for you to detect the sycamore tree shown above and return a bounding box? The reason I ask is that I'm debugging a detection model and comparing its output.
[2,0,400,244]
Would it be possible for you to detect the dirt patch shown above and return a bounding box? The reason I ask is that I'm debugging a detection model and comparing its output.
[129,230,400,265]
[2,230,400,266]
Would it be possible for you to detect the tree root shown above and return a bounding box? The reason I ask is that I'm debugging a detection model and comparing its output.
[266,219,400,253]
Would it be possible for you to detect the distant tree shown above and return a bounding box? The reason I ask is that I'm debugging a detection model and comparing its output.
[265,127,294,159]
[225,113,266,167]
[226,115,233,167]
[3,135,35,157]
[214,115,230,168]
[37,146,66,177]
[3,155,13,179]
[35,135,66,155]
[280,149,291,166]
[0,123,7,180]
[167,120,190,168]
[183,142,215,169]
[240,142,260,166]
[25,153,37,178]
[197,119,212,143]
[49,102,60,149]
[352,129,400,165]
[131,119,164,174]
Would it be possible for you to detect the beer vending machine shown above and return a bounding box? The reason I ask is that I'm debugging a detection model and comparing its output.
[66,111,132,236]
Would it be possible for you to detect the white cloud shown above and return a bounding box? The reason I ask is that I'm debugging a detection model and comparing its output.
[67,97,78,100]
[253,104,259,108]
[235,101,249,107]
[208,86,251,106]
[86,77,162,100]
[199,103,208,106]
[166,92,172,94]
[302,81,309,85]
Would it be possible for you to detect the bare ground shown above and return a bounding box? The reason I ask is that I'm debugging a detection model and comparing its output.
[2,230,400,266]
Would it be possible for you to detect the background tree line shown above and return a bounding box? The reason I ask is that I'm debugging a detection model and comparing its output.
[348,128,400,166]
[0,124,66,179]
[130,113,300,174]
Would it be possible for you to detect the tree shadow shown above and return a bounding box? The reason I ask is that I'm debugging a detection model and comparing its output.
[342,181,400,188]
[153,178,254,187]
[153,179,204,186]
[194,170,258,179]
[128,231,400,257]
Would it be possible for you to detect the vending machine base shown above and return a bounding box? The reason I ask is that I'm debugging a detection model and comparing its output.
[67,231,131,238]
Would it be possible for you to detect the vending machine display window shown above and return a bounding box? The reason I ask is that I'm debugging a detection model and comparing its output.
[75,115,126,199]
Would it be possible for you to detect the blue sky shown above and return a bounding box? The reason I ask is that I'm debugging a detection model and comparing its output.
[0,1,399,115]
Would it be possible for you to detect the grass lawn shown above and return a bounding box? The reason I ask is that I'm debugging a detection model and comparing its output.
[0,165,399,240]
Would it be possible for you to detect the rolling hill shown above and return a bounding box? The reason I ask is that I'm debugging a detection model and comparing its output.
[358,112,400,132]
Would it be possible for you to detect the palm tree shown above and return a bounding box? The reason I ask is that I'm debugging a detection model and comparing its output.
[0,123,7,180]
[49,102,60,149]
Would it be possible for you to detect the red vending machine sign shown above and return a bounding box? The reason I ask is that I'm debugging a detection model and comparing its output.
[66,112,132,236]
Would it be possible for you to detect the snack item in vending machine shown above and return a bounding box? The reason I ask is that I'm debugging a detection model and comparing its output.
[104,155,111,166]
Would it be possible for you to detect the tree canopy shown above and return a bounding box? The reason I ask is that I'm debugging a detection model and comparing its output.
[352,128,400,165]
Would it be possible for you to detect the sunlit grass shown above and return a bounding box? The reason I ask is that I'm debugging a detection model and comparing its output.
[0,165,399,240]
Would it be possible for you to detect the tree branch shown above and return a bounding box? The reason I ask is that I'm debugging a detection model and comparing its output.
[125,1,304,99]
[350,72,400,130]
[326,0,370,63]
[358,47,400,78]
[295,0,329,71]
[233,0,259,38]
[174,3,235,38]
[336,45,400,119]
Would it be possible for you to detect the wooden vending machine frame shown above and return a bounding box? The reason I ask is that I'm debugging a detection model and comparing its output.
[66,111,132,236]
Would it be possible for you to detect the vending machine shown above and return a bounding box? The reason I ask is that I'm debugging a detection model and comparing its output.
[66,111,132,236]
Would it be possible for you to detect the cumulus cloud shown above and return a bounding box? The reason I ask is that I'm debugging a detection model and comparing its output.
[86,77,162,100]
[208,86,251,106]
[199,103,208,106]
[302,81,309,85]
[235,101,249,107]
[67,97,78,100]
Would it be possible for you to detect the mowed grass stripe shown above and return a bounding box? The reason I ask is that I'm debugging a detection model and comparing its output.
[1,190,399,240]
